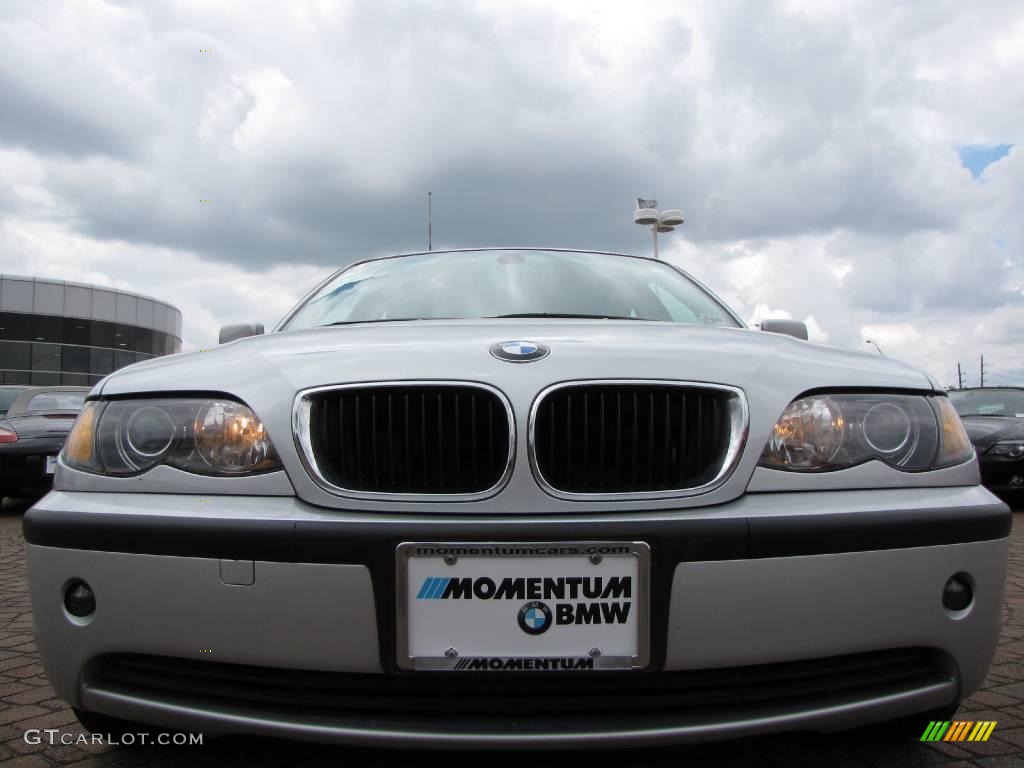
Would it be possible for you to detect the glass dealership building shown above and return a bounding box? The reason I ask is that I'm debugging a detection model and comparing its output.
[0,275,182,386]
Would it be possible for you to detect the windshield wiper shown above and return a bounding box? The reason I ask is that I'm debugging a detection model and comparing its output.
[486,313,651,321]
[324,313,653,326]
[324,317,456,327]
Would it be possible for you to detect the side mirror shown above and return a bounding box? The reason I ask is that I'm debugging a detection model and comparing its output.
[760,319,808,340]
[219,323,265,344]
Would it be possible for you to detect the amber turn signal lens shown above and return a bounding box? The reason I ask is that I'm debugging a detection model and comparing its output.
[64,401,101,471]
[935,397,974,467]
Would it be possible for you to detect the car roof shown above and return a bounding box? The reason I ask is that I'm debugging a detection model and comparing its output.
[390,247,648,258]
[340,248,656,272]
[5,386,91,416]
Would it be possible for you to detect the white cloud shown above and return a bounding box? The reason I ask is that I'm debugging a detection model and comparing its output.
[0,0,1020,385]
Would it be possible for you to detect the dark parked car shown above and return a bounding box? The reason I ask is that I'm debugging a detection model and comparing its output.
[949,387,1024,507]
[0,386,89,502]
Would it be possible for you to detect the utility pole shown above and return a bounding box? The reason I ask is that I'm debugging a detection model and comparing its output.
[980,354,985,388]
[427,191,432,251]
[957,363,963,389]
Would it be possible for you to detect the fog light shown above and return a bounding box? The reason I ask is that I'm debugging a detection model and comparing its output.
[942,573,973,612]
[64,580,96,617]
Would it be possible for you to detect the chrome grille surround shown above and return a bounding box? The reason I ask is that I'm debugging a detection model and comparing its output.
[293,381,516,502]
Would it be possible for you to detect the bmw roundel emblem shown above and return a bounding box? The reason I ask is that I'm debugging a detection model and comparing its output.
[517,601,552,635]
[490,340,550,363]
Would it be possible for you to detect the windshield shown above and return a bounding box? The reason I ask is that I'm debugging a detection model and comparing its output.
[282,250,740,330]
[25,392,87,412]
[948,389,1024,417]
[0,388,25,415]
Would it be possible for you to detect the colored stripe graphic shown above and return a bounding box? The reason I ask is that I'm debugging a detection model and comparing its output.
[416,577,451,599]
[429,577,449,598]
[921,721,950,741]
[945,721,970,741]
[921,721,996,742]
[416,578,435,599]
[971,721,997,741]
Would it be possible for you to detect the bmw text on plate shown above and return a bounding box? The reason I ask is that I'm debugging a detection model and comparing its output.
[23,248,1010,748]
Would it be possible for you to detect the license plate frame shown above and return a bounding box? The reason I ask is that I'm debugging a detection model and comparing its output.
[396,541,650,671]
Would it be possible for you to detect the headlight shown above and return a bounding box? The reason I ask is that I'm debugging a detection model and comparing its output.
[988,441,1024,459]
[760,393,973,472]
[63,398,281,476]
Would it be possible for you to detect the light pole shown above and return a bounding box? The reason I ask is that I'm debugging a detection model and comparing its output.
[634,198,685,259]
[865,339,884,356]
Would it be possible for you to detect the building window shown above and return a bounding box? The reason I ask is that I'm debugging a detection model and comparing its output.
[62,345,91,374]
[136,327,154,355]
[113,324,135,350]
[0,312,33,342]
[90,347,114,376]
[30,371,60,386]
[90,319,115,349]
[113,349,135,371]
[32,314,62,343]
[0,340,30,371]
[31,343,62,372]
[62,317,91,346]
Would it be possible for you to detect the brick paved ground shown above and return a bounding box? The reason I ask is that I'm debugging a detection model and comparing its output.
[2,497,1023,768]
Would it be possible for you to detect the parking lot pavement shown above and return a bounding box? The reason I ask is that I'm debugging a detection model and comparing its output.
[2,497,1024,768]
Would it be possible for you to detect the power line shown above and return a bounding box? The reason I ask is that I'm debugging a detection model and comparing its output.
[988,364,1024,375]
[952,357,1024,388]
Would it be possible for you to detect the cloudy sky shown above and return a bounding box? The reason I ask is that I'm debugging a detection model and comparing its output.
[0,0,1021,386]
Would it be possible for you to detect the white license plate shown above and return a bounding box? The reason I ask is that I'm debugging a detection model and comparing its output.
[396,541,649,671]
[45,455,57,474]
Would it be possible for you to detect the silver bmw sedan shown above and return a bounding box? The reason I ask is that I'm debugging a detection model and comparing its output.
[24,248,1008,748]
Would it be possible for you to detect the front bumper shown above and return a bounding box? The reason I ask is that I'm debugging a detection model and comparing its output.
[24,486,1010,748]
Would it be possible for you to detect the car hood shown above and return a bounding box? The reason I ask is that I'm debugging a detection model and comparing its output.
[100,320,935,398]
[961,416,1024,449]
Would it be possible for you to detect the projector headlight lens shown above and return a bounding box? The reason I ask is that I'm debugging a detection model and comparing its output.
[861,402,912,455]
[760,394,970,472]
[124,405,176,459]
[63,397,281,476]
